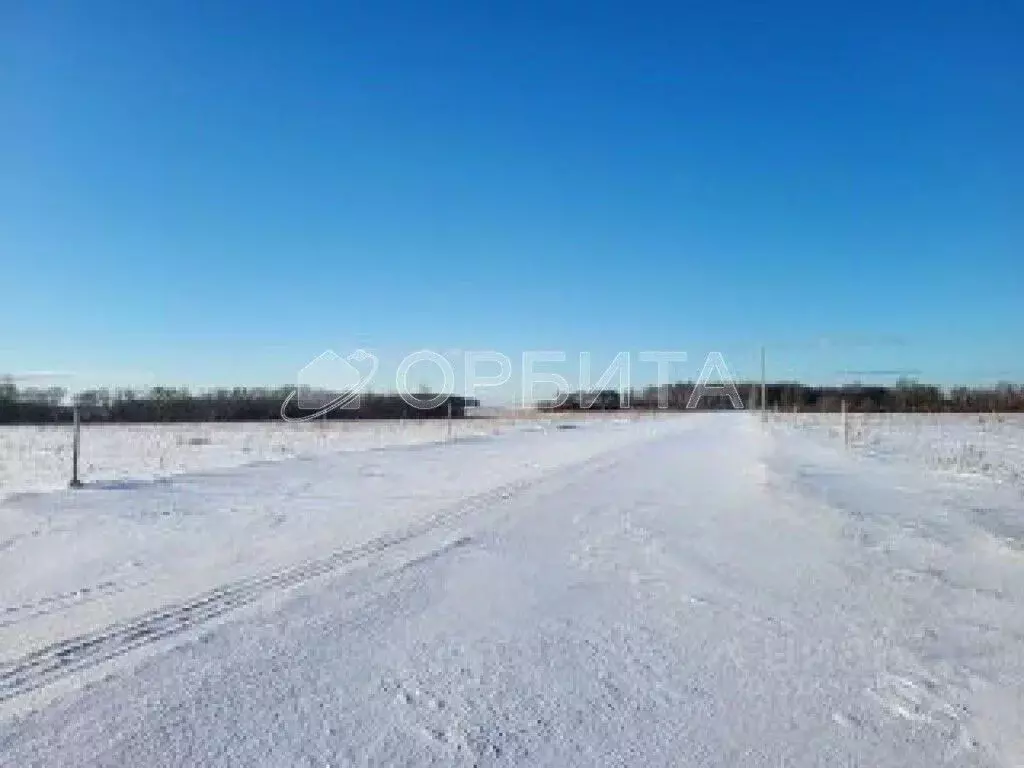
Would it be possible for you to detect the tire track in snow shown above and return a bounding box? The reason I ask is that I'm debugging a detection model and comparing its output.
[1,580,125,629]
[0,469,555,704]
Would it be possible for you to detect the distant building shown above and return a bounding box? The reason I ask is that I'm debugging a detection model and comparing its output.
[539,390,621,411]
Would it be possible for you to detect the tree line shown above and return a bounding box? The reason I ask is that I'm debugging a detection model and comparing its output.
[547,379,1024,413]
[0,380,478,424]
[2,377,1023,425]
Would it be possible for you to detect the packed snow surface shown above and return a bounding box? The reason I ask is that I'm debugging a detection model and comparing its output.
[1,413,1022,766]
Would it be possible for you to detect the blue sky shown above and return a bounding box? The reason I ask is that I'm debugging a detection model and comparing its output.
[2,1,1021,397]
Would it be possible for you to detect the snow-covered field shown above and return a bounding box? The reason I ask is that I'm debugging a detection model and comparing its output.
[0,415,594,504]
[1,413,1023,766]
[770,412,1024,490]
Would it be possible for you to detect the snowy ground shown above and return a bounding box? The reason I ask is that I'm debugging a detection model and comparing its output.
[0,415,588,504]
[1,413,1023,766]
[771,412,1024,491]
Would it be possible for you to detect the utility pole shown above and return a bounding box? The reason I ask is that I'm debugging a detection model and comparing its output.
[760,345,767,420]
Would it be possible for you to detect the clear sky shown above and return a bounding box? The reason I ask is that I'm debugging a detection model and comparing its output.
[2,1,1021,397]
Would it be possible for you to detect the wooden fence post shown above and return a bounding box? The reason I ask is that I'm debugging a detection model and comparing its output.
[70,402,82,488]
[841,399,849,447]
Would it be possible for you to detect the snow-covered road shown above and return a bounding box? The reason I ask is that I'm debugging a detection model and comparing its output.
[2,414,1023,766]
